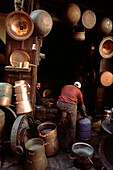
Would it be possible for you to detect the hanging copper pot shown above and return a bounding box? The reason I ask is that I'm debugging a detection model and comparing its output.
[6,11,34,40]
[37,121,59,156]
[62,3,81,26]
[99,36,113,59]
[30,10,53,38]
[82,10,96,29]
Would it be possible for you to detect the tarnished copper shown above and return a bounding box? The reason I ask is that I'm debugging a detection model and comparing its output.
[25,138,47,170]
[0,83,13,106]
[10,49,30,67]
[82,10,96,29]
[100,71,113,87]
[37,121,59,156]
[63,3,81,26]
[97,17,113,35]
[6,11,34,40]
[30,9,53,38]
[99,36,113,59]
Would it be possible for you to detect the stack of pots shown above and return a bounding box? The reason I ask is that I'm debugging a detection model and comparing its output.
[14,80,32,114]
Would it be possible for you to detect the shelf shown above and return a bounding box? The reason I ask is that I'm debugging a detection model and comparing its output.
[5,66,31,72]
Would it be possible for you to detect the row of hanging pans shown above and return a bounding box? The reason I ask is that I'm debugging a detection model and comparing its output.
[5,3,113,41]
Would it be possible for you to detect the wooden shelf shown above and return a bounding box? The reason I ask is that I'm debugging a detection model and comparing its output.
[5,66,31,72]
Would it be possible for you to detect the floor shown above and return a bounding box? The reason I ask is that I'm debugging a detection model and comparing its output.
[0,116,111,170]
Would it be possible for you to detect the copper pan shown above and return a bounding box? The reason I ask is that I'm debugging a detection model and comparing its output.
[30,9,53,38]
[15,100,32,114]
[10,49,30,67]
[82,10,96,29]
[6,11,34,41]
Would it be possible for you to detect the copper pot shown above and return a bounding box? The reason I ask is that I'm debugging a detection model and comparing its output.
[14,92,29,102]
[37,121,59,156]
[15,100,32,114]
[14,84,29,94]
[0,83,13,106]
[25,138,47,170]
[69,142,94,165]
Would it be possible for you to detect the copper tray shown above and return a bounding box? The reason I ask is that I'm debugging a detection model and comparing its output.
[10,49,30,67]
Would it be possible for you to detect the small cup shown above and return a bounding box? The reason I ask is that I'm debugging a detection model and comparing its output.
[18,62,22,68]
[23,61,29,68]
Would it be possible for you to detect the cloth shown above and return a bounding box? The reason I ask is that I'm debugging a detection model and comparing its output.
[36,90,42,105]
[56,101,77,149]
[58,85,84,105]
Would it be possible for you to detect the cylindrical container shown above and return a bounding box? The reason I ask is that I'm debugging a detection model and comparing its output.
[0,83,13,106]
[25,138,47,170]
[14,84,28,94]
[37,121,59,156]
[15,100,32,114]
[69,142,94,165]
[35,105,46,122]
[77,118,91,141]
[0,109,5,142]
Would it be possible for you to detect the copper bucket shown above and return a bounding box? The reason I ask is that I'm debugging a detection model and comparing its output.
[30,9,53,38]
[99,36,113,59]
[37,121,59,156]
[5,11,34,40]
[62,3,81,26]
[0,83,13,106]
[15,100,32,114]
[25,138,47,170]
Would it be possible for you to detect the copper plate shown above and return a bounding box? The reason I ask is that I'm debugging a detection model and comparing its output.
[82,10,96,29]
[10,49,30,67]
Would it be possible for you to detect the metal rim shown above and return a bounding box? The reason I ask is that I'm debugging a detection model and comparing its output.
[6,11,34,41]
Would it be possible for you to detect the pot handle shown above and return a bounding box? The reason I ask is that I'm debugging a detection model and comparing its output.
[27,159,32,164]
[44,142,49,146]
[68,152,77,160]
[39,133,49,138]
[16,145,24,155]
[28,152,35,156]
[88,156,93,164]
